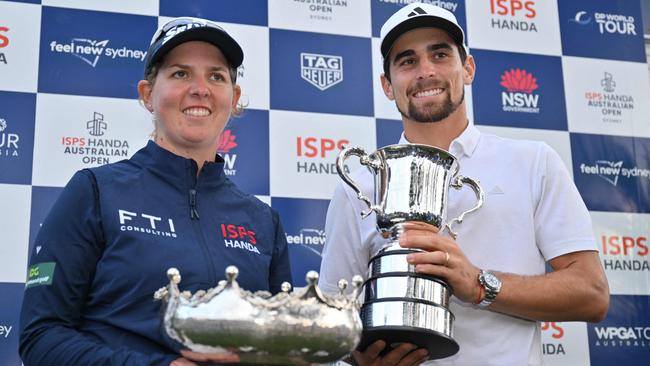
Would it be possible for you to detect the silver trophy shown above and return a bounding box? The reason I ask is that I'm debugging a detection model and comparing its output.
[155,266,363,365]
[337,143,484,359]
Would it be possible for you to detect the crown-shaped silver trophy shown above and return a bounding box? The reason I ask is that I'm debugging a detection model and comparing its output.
[337,143,484,360]
[154,266,363,365]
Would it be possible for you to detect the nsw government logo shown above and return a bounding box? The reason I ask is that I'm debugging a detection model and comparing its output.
[217,129,238,176]
[584,72,634,124]
[0,118,20,158]
[0,25,9,65]
[49,38,147,67]
[61,112,130,165]
[220,223,260,254]
[500,68,540,114]
[300,53,343,91]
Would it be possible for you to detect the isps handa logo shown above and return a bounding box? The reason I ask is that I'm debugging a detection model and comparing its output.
[0,118,20,158]
[0,25,9,65]
[601,234,649,272]
[49,38,146,67]
[584,72,634,124]
[216,129,238,176]
[541,322,566,356]
[579,160,650,186]
[300,53,343,91]
[61,112,130,165]
[220,223,260,254]
[571,10,637,36]
[296,136,350,175]
[500,68,540,114]
[489,0,538,32]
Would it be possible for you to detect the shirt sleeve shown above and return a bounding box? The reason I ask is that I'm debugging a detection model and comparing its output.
[319,181,373,296]
[19,170,177,366]
[533,144,597,260]
[268,209,292,294]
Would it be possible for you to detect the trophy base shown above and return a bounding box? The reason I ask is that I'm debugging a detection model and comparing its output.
[357,326,459,360]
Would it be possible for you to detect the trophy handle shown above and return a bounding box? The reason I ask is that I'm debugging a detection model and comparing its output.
[336,146,383,218]
[445,175,484,240]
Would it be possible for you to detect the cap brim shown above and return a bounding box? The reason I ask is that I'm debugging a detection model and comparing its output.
[145,27,243,75]
[381,16,464,58]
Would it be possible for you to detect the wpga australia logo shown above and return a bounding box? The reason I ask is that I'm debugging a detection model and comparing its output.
[49,37,146,67]
[300,53,343,91]
[0,118,19,158]
[584,72,634,124]
[61,112,130,165]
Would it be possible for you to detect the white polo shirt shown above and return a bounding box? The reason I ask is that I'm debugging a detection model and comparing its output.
[319,124,596,366]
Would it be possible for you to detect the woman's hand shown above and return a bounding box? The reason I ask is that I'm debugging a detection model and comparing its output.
[179,349,240,364]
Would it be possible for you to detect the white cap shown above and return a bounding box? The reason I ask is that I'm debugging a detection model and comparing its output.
[379,2,465,59]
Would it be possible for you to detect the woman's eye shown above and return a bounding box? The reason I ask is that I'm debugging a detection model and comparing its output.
[172,70,188,78]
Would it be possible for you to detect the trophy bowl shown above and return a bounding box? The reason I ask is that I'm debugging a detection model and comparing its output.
[154,266,363,365]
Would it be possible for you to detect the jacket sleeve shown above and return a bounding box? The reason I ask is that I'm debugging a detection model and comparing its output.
[267,210,292,294]
[19,170,177,366]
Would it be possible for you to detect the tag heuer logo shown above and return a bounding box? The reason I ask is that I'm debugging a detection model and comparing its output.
[300,53,343,91]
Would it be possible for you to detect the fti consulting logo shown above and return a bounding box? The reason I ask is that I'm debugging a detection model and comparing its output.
[471,50,566,130]
[38,7,155,98]
[489,0,538,32]
[61,113,130,166]
[118,209,178,238]
[0,25,8,65]
[588,296,650,366]
[0,91,35,185]
[583,72,634,124]
[559,0,645,61]
[300,53,343,91]
[571,133,650,213]
[500,68,539,114]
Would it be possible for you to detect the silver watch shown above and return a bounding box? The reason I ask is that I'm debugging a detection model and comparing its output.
[477,270,501,308]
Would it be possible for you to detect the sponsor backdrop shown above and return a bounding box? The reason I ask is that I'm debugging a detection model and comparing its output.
[0,0,648,364]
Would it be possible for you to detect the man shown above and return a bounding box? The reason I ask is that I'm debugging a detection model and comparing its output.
[319,3,609,365]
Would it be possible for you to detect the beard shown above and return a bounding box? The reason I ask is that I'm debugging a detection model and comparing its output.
[397,83,465,123]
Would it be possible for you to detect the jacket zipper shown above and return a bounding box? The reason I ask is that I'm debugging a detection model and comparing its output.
[189,189,200,219]
[188,178,216,285]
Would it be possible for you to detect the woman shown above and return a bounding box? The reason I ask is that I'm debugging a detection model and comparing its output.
[19,17,291,366]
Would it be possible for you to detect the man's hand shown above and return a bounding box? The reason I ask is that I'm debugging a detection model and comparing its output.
[351,340,429,366]
[398,223,481,304]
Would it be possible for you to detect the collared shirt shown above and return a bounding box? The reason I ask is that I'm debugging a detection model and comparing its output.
[320,124,596,366]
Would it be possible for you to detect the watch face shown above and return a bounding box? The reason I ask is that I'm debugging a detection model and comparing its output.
[484,273,500,289]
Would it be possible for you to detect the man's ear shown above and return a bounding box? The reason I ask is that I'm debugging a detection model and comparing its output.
[380,73,395,101]
[463,54,476,85]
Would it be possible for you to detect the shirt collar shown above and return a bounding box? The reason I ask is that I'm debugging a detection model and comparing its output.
[398,123,481,158]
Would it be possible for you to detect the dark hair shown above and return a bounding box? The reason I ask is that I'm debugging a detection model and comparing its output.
[383,41,467,82]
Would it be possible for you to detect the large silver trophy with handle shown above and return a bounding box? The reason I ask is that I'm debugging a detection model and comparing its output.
[155,266,363,365]
[336,143,484,360]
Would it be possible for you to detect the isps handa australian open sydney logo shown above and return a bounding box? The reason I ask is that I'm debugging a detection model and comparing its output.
[300,53,343,91]
[0,118,19,158]
[500,68,540,114]
[216,129,238,176]
[584,72,634,124]
[61,112,130,165]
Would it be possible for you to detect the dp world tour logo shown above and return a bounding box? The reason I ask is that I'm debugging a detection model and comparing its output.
[87,112,106,136]
[500,68,540,114]
[300,53,343,91]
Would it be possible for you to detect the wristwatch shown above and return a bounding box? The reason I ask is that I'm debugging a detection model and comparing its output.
[477,270,502,308]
